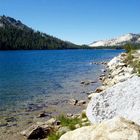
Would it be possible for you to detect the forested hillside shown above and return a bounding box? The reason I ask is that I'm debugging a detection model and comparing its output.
[0,16,81,50]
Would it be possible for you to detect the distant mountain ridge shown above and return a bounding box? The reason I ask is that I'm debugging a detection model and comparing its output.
[89,33,140,47]
[0,15,31,30]
[0,15,81,50]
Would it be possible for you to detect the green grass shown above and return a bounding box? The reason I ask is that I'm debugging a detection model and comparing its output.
[47,114,91,140]
[57,115,82,130]
[48,133,62,140]
[133,60,140,75]
[123,51,134,65]
[123,45,140,76]
[123,44,140,53]
[47,115,83,140]
[81,111,87,119]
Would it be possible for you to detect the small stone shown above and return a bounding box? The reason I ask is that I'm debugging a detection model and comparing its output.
[101,74,105,77]
[80,81,85,84]
[55,120,61,126]
[95,87,103,93]
[90,81,97,83]
[69,99,78,105]
[7,123,17,127]
[46,118,56,125]
[84,82,90,85]
[67,113,73,117]
[72,114,81,119]
[88,93,95,100]
[81,118,88,122]
[86,91,94,95]
[80,80,92,86]
[99,77,103,81]
[5,117,17,122]
[77,100,86,106]
[0,123,8,127]
[38,111,47,118]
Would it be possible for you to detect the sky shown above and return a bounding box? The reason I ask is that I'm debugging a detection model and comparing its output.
[0,0,140,45]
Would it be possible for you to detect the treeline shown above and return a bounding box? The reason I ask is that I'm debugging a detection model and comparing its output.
[0,25,81,50]
[88,46,123,49]
[1,24,140,50]
[89,44,140,50]
[123,44,140,53]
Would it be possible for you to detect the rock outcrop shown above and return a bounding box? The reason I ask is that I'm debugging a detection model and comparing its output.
[60,117,140,140]
[103,53,135,87]
[89,33,140,47]
[86,51,140,125]
[86,76,140,125]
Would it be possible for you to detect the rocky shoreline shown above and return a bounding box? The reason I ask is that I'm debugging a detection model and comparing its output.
[17,63,106,140]
[60,50,140,140]
[10,50,140,140]
[16,56,104,139]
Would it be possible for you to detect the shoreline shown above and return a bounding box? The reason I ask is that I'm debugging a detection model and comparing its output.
[60,50,140,140]
[17,61,109,140]
[0,50,124,140]
[86,52,136,123]
[0,66,104,140]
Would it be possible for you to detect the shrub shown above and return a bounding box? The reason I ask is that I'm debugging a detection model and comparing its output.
[124,44,133,53]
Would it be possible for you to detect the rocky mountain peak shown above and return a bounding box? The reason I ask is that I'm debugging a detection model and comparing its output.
[0,15,32,30]
[89,33,140,47]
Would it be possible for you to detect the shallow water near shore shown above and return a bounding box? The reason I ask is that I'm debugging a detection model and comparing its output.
[0,49,123,139]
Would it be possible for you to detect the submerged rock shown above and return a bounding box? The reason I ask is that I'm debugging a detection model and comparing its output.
[69,99,78,105]
[60,117,140,140]
[80,80,97,86]
[0,123,8,127]
[5,117,17,122]
[69,99,86,106]
[38,111,48,118]
[77,100,86,106]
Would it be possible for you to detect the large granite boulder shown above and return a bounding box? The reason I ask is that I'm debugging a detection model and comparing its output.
[60,117,140,140]
[86,76,140,125]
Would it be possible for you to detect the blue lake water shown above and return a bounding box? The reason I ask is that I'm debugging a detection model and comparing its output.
[0,49,123,115]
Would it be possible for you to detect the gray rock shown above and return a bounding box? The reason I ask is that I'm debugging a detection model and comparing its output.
[5,117,17,122]
[95,87,104,93]
[60,117,140,140]
[80,80,96,86]
[69,99,78,105]
[21,124,53,139]
[77,100,86,106]
[38,111,48,118]
[66,113,73,117]
[86,76,140,125]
